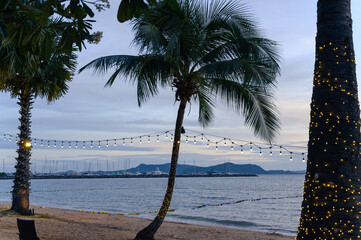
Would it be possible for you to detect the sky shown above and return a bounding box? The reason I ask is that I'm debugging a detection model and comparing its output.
[1,0,361,172]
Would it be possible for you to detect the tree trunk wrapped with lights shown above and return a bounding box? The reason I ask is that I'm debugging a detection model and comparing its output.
[297,0,361,239]
[11,90,33,215]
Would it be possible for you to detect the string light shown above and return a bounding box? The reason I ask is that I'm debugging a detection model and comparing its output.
[0,130,307,162]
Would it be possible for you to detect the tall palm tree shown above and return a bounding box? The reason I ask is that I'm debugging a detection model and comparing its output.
[297,0,361,239]
[0,40,77,215]
[80,0,280,238]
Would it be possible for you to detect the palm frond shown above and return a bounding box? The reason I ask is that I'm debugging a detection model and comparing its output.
[196,84,215,127]
[210,78,280,142]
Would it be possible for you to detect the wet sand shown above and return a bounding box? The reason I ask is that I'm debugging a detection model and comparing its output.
[0,202,294,240]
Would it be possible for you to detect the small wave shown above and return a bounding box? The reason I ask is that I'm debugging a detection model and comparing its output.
[169,214,259,228]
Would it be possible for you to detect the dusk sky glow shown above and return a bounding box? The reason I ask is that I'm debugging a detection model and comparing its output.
[1,0,361,172]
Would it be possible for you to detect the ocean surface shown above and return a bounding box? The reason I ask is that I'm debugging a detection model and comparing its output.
[0,175,304,235]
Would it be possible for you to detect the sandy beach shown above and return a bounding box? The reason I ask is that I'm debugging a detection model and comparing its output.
[0,202,294,240]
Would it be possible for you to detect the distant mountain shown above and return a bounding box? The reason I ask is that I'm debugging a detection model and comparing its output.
[124,163,304,175]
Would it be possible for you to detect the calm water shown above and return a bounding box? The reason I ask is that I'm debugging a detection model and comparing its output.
[0,175,304,235]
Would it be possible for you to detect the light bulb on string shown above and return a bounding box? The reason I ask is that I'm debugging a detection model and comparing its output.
[170,134,173,141]
[259,149,262,156]
[148,135,150,143]
[106,140,109,147]
[186,136,188,143]
[54,141,57,148]
[201,134,204,141]
[207,140,210,148]
[90,141,93,148]
[216,143,218,150]
[241,145,243,154]
[139,137,142,144]
[75,141,78,148]
[194,136,196,144]
[123,138,125,145]
[157,135,159,142]
[130,138,133,145]
[166,133,168,139]
[41,140,43,147]
[9,137,11,142]
[61,141,64,148]
[269,146,272,156]
[114,139,117,147]
[224,138,227,146]
[47,141,50,148]
[290,152,293,161]
[69,141,71,148]
[231,145,234,151]
[83,141,85,149]
[3,135,6,141]
[302,153,305,162]
[98,141,101,148]
[249,142,252,151]
[280,146,282,155]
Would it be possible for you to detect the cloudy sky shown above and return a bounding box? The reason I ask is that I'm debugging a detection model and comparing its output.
[1,0,361,172]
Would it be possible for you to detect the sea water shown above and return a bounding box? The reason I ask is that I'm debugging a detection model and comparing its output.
[0,175,304,235]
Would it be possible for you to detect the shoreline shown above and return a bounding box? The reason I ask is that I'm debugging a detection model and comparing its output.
[0,202,294,240]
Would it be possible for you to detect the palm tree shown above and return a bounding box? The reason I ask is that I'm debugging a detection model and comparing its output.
[80,0,280,238]
[297,0,361,239]
[0,40,77,215]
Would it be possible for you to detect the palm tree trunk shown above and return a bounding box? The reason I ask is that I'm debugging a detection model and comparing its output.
[136,97,187,240]
[297,0,361,239]
[11,89,33,215]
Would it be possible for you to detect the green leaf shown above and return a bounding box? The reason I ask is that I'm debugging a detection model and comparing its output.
[83,3,94,18]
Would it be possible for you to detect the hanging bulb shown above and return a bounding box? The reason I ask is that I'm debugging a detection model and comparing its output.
[61,141,64,148]
[224,138,227,146]
[69,141,71,148]
[201,134,204,141]
[186,136,188,143]
[290,152,293,161]
[269,146,272,156]
[3,135,6,141]
[41,140,43,147]
[54,140,57,148]
[130,138,133,145]
[106,140,109,147]
[166,134,168,139]
[216,144,218,150]
[170,134,173,141]
[83,141,85,148]
[148,136,150,143]
[123,138,126,145]
[302,153,305,162]
[90,141,93,148]
[207,140,210,148]
[231,145,234,150]
[194,136,196,144]
[157,135,160,142]
[9,137,11,142]
[241,145,243,154]
[259,150,262,156]
[139,137,142,144]
[75,141,78,148]
[47,141,50,148]
[98,141,101,148]
[114,139,117,147]
[280,146,282,155]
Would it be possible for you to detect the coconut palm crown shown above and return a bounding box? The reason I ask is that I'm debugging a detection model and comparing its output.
[80,0,281,238]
